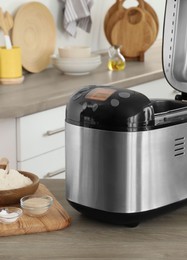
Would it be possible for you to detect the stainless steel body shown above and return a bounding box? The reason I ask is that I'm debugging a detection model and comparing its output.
[66,122,187,213]
[163,0,187,92]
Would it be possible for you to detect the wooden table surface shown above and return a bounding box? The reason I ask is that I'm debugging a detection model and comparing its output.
[1,179,187,259]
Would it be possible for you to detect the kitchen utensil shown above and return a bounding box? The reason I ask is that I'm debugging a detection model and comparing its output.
[65,1,187,225]
[108,45,126,71]
[111,6,154,59]
[4,11,13,34]
[144,1,159,37]
[12,2,56,73]
[20,195,53,217]
[104,0,123,35]
[59,46,91,58]
[0,184,71,236]
[52,54,101,75]
[104,0,158,60]
[163,0,187,95]
[104,0,125,43]
[0,171,39,206]
[0,207,22,224]
[0,157,9,171]
[0,8,12,49]
[0,46,22,80]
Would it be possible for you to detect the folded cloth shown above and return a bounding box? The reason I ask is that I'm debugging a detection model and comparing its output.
[61,0,94,37]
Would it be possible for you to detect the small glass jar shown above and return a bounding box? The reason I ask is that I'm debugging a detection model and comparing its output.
[108,45,126,71]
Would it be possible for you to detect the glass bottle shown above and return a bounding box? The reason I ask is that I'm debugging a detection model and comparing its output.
[107,45,126,71]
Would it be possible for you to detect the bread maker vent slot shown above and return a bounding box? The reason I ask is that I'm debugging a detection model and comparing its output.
[167,0,177,70]
[174,137,185,157]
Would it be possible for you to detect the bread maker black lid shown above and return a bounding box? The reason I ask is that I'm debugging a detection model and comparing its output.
[66,85,155,131]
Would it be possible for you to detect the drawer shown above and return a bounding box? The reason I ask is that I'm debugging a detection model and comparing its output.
[17,106,66,161]
[17,147,65,179]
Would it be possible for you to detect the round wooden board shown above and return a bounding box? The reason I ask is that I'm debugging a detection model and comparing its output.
[12,2,56,73]
[111,7,155,58]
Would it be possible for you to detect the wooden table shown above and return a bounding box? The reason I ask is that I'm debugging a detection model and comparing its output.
[1,179,187,259]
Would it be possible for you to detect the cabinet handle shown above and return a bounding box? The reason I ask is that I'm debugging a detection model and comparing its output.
[45,127,65,136]
[44,168,66,178]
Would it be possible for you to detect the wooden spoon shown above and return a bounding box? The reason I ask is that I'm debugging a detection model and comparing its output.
[4,11,13,32]
[0,9,12,49]
[0,8,7,34]
[0,157,9,174]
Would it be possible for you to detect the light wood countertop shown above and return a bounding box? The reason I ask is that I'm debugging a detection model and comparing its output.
[1,179,187,259]
[0,42,163,118]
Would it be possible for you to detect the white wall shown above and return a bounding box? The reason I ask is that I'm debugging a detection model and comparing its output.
[0,0,166,52]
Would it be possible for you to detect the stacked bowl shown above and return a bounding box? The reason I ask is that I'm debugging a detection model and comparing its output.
[52,46,101,76]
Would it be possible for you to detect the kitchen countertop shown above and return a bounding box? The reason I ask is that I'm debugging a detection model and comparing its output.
[0,42,163,118]
[1,179,187,259]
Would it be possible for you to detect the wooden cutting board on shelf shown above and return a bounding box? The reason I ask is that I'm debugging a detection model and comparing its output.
[104,0,159,61]
[111,7,156,60]
[0,184,71,237]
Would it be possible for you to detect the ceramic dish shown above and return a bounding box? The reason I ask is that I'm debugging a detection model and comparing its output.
[20,195,53,217]
[59,46,91,58]
[0,171,39,206]
[55,54,101,63]
[0,207,23,224]
[52,55,102,75]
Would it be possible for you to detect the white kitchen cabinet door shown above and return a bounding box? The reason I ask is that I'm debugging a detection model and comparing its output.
[17,147,65,179]
[0,119,16,168]
[17,106,66,161]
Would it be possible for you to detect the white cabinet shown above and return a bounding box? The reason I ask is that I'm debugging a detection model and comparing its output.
[16,106,66,179]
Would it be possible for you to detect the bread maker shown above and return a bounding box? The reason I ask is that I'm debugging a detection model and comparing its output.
[65,0,187,226]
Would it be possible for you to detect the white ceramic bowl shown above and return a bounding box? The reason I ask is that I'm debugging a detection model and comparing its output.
[56,54,101,64]
[52,55,102,75]
[59,46,91,58]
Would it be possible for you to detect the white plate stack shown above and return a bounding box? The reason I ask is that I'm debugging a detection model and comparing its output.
[52,54,102,76]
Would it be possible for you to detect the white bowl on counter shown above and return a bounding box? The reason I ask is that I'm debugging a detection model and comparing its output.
[51,55,102,76]
[59,46,91,58]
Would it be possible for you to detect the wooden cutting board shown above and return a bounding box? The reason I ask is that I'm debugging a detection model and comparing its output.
[111,7,156,59]
[105,0,125,43]
[0,184,71,237]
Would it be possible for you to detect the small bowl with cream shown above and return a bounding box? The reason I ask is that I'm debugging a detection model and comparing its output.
[20,195,53,217]
[0,207,23,224]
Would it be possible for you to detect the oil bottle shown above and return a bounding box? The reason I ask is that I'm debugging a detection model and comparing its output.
[108,45,126,71]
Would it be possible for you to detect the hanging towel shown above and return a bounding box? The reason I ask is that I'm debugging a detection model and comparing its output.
[60,0,94,37]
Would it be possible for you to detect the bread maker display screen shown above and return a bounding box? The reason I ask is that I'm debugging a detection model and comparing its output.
[86,88,116,101]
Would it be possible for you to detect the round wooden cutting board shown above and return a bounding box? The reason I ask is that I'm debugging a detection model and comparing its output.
[12,2,56,73]
[111,7,155,58]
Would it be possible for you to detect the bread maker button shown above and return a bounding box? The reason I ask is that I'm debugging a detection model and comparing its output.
[111,99,120,107]
[118,92,131,98]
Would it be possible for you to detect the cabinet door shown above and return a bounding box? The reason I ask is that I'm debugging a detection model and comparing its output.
[17,147,65,179]
[0,119,16,168]
[17,106,66,161]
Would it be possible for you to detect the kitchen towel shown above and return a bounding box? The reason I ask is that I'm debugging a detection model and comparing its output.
[60,0,94,37]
